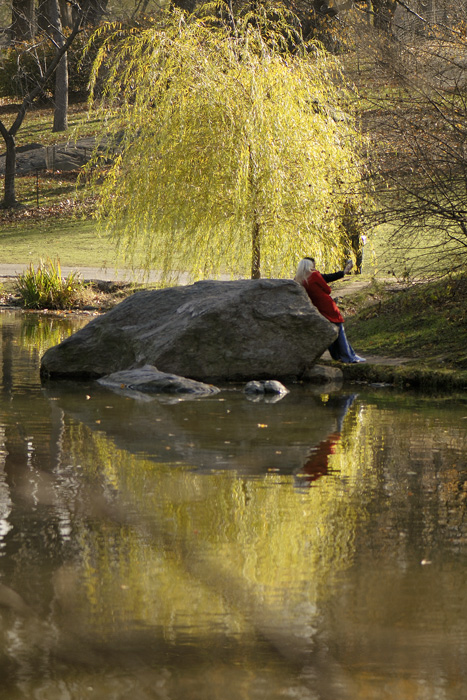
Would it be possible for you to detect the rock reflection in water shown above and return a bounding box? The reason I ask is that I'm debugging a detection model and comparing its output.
[41,378,352,476]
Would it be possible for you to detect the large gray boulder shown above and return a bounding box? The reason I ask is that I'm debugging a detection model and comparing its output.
[40,279,338,382]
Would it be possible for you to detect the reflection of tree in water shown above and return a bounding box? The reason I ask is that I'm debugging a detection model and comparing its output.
[0,314,363,698]
[19,314,80,356]
[2,312,467,698]
[295,394,357,487]
[1,322,15,396]
[0,316,74,612]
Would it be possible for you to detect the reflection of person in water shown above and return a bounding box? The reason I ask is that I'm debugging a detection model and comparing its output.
[299,432,341,485]
[296,394,357,487]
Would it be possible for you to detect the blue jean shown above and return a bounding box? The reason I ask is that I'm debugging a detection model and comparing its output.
[328,323,364,363]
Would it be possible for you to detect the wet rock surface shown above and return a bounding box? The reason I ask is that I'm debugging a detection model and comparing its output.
[97,364,220,399]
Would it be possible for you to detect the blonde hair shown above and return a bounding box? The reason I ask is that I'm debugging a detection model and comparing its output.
[294,258,315,285]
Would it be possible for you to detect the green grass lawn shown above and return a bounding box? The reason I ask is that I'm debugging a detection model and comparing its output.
[343,275,467,370]
[0,217,119,269]
[1,100,98,147]
[0,99,118,268]
[11,171,82,208]
[0,98,119,270]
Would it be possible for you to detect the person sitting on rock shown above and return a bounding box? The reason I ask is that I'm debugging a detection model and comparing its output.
[294,256,366,364]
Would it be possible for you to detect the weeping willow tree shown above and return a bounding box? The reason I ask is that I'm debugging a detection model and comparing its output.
[85,2,366,280]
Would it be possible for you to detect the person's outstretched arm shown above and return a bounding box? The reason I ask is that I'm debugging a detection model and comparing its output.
[322,260,352,283]
[322,271,344,283]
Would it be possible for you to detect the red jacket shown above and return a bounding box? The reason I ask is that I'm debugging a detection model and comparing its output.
[302,270,344,324]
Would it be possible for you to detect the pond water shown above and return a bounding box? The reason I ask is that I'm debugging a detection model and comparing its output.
[1,309,467,700]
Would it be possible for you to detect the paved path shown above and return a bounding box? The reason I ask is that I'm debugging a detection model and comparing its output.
[320,349,411,366]
[0,263,180,283]
[0,267,380,286]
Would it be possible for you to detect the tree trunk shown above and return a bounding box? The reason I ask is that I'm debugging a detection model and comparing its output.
[11,0,35,41]
[2,135,18,209]
[373,0,396,32]
[53,55,68,132]
[248,144,261,279]
[59,0,73,27]
[50,0,68,132]
[251,220,261,279]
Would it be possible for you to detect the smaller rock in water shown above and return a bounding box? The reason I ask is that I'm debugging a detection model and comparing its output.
[97,365,220,398]
[300,365,343,385]
[244,380,289,395]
